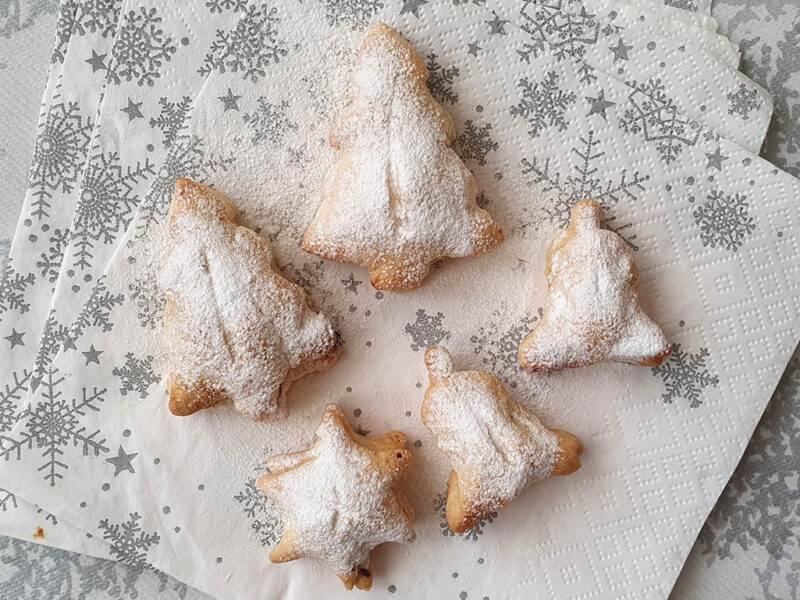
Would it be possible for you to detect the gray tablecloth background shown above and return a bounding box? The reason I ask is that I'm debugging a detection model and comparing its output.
[0,1,797,598]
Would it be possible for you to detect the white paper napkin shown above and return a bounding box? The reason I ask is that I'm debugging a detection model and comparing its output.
[1,1,797,599]
[0,0,120,557]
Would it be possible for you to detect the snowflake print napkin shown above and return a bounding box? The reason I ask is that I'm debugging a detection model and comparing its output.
[1,1,797,599]
[0,0,281,560]
[484,0,773,152]
[0,0,125,558]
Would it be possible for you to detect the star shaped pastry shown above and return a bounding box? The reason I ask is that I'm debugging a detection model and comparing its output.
[258,404,415,590]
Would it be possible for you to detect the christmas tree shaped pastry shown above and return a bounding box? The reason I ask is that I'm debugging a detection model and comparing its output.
[518,199,670,372]
[422,346,583,534]
[258,403,415,591]
[302,22,504,292]
[158,178,340,419]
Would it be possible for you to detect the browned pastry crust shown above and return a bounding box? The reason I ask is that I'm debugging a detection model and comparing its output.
[302,22,504,292]
[259,404,415,590]
[160,178,340,419]
[518,199,671,373]
[421,346,583,534]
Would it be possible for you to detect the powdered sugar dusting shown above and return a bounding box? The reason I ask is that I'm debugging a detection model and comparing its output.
[158,179,339,419]
[302,22,503,290]
[519,200,669,372]
[259,404,415,587]
[422,346,562,517]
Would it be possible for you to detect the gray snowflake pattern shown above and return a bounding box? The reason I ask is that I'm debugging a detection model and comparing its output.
[319,0,383,30]
[0,369,30,434]
[31,278,124,389]
[51,0,79,63]
[149,96,193,148]
[651,344,719,408]
[470,306,541,389]
[28,98,94,221]
[112,353,160,399]
[199,4,288,82]
[280,260,345,329]
[72,276,125,336]
[405,309,450,352]
[32,310,71,381]
[511,71,577,138]
[519,129,648,246]
[205,0,248,13]
[99,512,160,569]
[242,98,298,146]
[234,479,281,547]
[0,535,189,599]
[698,354,799,577]
[425,53,459,105]
[0,263,35,314]
[135,133,236,240]
[72,152,154,270]
[129,275,166,329]
[619,78,713,165]
[433,492,496,541]
[727,82,762,120]
[0,367,109,486]
[517,0,599,63]
[73,0,120,36]
[36,228,70,283]
[51,0,120,64]
[693,190,756,252]
[0,488,17,512]
[454,119,497,166]
[664,0,698,11]
[108,6,178,87]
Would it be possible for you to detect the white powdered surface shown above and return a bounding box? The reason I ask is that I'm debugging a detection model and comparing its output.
[303,23,501,283]
[520,200,669,370]
[422,347,561,512]
[158,182,338,419]
[261,404,415,579]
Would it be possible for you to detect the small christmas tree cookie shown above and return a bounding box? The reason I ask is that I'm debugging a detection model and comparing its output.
[158,179,340,419]
[258,403,415,591]
[302,22,504,292]
[422,346,582,534]
[518,199,670,372]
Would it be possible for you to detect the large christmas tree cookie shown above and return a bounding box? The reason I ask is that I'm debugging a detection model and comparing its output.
[158,178,340,419]
[302,22,504,292]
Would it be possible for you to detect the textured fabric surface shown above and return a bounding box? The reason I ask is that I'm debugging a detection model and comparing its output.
[0,1,797,599]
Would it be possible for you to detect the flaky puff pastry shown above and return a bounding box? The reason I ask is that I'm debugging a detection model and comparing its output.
[259,403,415,591]
[519,199,670,373]
[302,22,503,292]
[158,179,340,419]
[422,346,582,534]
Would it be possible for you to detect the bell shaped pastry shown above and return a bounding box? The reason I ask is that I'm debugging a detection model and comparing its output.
[519,199,670,372]
[259,403,415,591]
[422,346,582,534]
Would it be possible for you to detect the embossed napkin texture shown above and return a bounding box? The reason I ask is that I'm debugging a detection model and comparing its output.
[1,1,797,599]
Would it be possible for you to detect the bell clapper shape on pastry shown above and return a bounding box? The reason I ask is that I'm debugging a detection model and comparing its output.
[258,403,416,591]
[158,178,340,420]
[518,199,671,373]
[302,22,504,292]
[422,346,583,534]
